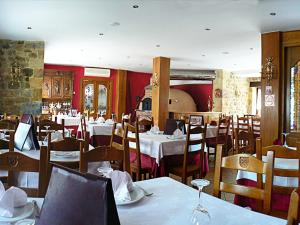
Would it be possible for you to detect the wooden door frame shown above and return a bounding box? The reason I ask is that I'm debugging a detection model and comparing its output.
[80,77,112,118]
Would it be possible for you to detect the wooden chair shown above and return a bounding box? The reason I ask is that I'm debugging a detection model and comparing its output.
[235,116,252,154]
[169,123,207,184]
[110,123,126,149]
[287,188,300,225]
[137,117,153,133]
[38,119,65,141]
[256,138,300,218]
[121,113,131,128]
[125,123,152,181]
[79,139,130,173]
[0,119,19,131]
[47,133,82,169]
[251,117,261,139]
[0,146,48,197]
[207,117,230,160]
[213,144,274,214]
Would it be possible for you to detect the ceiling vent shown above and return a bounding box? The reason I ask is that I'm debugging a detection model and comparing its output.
[84,67,110,77]
[170,70,216,80]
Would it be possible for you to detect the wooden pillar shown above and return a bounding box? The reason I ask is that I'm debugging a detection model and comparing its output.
[151,57,170,130]
[261,32,281,146]
[115,70,127,121]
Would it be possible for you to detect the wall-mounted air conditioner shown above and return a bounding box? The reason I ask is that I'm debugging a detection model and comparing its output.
[84,67,110,77]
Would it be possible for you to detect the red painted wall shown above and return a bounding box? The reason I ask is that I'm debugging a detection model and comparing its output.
[172,84,213,112]
[44,64,117,112]
[126,71,151,114]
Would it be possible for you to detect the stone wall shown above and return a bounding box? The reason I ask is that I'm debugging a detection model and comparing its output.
[213,70,259,117]
[0,40,44,115]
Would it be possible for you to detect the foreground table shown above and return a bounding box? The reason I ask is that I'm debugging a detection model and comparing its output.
[31,177,285,225]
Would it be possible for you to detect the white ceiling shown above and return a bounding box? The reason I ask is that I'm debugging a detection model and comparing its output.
[0,0,300,76]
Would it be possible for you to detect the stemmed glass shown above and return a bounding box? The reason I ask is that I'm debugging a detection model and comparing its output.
[43,126,51,145]
[282,132,288,147]
[190,179,211,225]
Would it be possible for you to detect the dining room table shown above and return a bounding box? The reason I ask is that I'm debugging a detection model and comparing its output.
[235,154,298,212]
[128,129,216,177]
[15,177,288,225]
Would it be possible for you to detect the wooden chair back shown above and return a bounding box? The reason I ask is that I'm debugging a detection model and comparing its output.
[0,119,19,131]
[213,144,274,214]
[125,123,141,171]
[38,119,65,140]
[110,123,126,150]
[256,138,300,215]
[79,139,130,173]
[182,123,207,179]
[137,117,153,133]
[287,188,300,225]
[0,147,48,197]
[237,116,250,132]
[216,117,230,148]
[47,134,81,152]
[121,113,131,128]
[252,117,261,138]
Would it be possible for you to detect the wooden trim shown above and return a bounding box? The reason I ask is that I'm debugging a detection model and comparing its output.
[115,70,127,121]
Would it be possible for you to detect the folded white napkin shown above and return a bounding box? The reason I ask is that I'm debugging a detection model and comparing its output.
[97,116,105,123]
[50,131,64,142]
[150,125,159,133]
[0,133,5,140]
[0,182,27,217]
[122,114,129,119]
[173,128,183,137]
[105,119,114,125]
[108,170,133,202]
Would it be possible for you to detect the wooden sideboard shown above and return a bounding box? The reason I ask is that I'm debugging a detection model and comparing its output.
[43,69,74,100]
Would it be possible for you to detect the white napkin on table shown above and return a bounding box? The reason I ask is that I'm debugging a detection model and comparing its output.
[108,170,133,202]
[122,114,129,119]
[150,125,159,133]
[50,131,64,142]
[97,116,105,123]
[89,117,94,123]
[0,133,5,140]
[0,182,27,217]
[105,119,114,125]
[173,128,183,137]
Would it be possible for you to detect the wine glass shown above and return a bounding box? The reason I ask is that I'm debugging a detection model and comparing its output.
[282,132,288,147]
[97,161,113,177]
[43,126,51,145]
[190,179,211,225]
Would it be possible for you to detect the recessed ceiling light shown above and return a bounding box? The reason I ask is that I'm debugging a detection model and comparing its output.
[156,44,160,47]
[270,12,276,16]
[27,26,32,30]
[250,48,254,50]
[99,33,104,36]
[234,64,237,66]
[205,28,211,31]
[111,22,120,27]
[133,5,139,8]
[202,54,206,57]
[222,52,229,55]
[127,56,130,59]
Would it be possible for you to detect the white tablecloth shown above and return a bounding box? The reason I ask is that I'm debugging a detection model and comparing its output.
[29,177,286,225]
[129,132,208,165]
[84,122,121,136]
[52,115,81,126]
[237,156,299,187]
